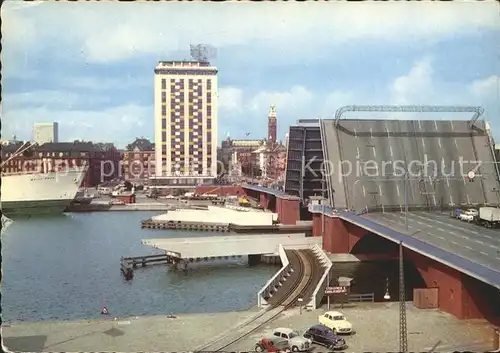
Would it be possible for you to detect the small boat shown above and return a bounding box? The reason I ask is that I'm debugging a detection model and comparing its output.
[71,190,94,205]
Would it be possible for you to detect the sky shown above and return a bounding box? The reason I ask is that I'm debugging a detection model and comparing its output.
[2,1,499,148]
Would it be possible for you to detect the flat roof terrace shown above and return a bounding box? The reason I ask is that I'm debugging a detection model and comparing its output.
[362,211,500,274]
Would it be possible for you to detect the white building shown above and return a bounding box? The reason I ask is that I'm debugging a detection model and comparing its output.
[153,61,218,186]
[33,122,59,145]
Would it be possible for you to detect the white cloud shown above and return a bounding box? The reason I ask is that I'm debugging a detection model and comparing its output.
[391,56,435,105]
[219,58,499,137]
[389,56,499,111]
[469,75,499,100]
[1,3,37,53]
[383,57,499,121]
[55,75,151,91]
[249,86,314,115]
[3,1,499,63]
[218,87,244,112]
[321,91,354,118]
[3,90,111,110]
[3,104,153,148]
[217,86,353,139]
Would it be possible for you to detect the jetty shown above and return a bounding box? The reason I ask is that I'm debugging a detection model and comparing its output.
[120,253,180,280]
[119,252,246,280]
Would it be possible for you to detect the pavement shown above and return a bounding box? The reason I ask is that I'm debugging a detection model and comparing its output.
[2,309,260,352]
[2,303,496,352]
[362,211,500,273]
[321,119,500,212]
[224,302,496,353]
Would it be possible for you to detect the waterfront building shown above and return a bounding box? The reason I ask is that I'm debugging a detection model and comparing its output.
[0,141,121,187]
[122,138,156,182]
[220,138,265,178]
[33,122,59,145]
[218,105,285,182]
[153,60,218,187]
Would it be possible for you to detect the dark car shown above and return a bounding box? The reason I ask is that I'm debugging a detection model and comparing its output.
[303,324,347,350]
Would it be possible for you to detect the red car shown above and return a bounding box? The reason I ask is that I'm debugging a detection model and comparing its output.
[255,337,291,353]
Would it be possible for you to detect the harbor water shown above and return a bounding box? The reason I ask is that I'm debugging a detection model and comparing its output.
[2,211,278,323]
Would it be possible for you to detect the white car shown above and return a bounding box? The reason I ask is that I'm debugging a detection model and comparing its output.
[318,311,353,334]
[459,211,474,222]
[271,328,312,352]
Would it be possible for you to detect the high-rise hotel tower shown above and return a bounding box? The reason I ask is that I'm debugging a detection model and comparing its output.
[154,61,218,185]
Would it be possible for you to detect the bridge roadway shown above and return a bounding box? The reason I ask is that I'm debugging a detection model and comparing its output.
[141,233,322,259]
[362,212,500,273]
[336,210,500,289]
[321,119,500,212]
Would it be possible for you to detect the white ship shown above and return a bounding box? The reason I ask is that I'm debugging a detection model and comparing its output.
[1,142,87,217]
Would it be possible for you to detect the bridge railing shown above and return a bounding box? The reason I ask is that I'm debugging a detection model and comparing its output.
[308,244,333,310]
[257,245,290,308]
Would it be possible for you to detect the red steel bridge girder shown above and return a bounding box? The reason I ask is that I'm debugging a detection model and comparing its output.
[315,214,500,323]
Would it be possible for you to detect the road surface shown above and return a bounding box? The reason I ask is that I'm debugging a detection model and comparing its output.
[321,119,499,212]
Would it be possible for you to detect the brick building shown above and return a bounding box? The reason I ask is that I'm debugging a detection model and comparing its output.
[1,141,121,187]
[122,138,156,182]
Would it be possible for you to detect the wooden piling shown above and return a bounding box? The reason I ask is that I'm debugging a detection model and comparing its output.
[120,253,180,280]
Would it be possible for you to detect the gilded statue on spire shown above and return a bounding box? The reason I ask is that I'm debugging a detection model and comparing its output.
[268,105,277,119]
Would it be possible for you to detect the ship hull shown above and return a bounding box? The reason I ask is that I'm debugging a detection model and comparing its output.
[2,199,72,218]
[1,169,86,218]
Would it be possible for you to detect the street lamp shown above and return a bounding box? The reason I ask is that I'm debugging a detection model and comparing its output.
[399,241,408,353]
[492,188,500,208]
[298,298,303,315]
[384,277,391,300]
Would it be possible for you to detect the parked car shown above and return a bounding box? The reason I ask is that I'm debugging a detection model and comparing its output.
[303,324,347,350]
[459,210,475,222]
[318,311,353,334]
[272,328,312,352]
[255,337,291,353]
[467,209,478,217]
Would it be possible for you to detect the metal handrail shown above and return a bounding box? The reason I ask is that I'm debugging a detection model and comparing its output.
[257,245,290,307]
[309,244,332,309]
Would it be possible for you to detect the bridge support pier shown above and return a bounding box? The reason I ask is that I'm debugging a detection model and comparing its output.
[171,259,188,271]
[248,254,261,266]
[318,215,500,323]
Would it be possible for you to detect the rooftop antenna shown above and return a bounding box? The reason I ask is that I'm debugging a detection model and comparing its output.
[189,44,217,63]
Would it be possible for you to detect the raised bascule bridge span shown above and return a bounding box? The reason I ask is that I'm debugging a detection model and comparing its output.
[279,105,500,323]
[320,105,499,213]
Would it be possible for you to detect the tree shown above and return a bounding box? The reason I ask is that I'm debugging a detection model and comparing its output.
[126,137,154,151]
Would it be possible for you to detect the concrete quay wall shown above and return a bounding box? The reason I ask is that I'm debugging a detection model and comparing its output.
[151,207,277,226]
[66,203,172,212]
